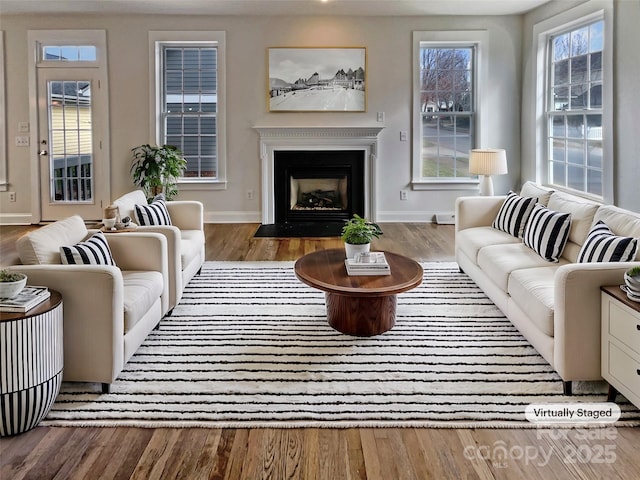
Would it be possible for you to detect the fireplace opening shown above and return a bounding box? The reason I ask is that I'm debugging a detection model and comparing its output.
[274,150,365,224]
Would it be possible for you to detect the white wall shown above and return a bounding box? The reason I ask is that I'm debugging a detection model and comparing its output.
[1,13,523,223]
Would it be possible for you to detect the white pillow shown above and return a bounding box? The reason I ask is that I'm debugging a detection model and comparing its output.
[523,204,572,262]
[492,191,537,238]
[135,198,172,226]
[577,221,638,263]
[60,231,116,266]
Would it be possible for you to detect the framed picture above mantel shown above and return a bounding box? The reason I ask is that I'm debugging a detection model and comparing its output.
[268,47,366,112]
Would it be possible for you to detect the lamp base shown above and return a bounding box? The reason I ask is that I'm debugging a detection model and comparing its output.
[478,175,494,196]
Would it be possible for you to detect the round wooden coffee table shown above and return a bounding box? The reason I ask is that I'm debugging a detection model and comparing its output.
[294,249,423,336]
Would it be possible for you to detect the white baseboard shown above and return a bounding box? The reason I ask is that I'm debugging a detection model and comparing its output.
[205,211,261,223]
[0,213,35,225]
[375,211,438,223]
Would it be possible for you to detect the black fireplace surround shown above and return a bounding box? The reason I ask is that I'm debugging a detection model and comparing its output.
[274,150,365,224]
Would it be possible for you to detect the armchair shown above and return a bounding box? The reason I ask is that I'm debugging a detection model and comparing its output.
[112,190,205,311]
[10,215,169,392]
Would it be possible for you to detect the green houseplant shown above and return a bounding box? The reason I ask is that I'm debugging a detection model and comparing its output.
[0,269,27,299]
[130,144,187,200]
[341,214,383,258]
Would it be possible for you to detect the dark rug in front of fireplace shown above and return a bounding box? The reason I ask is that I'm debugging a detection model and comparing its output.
[254,222,344,238]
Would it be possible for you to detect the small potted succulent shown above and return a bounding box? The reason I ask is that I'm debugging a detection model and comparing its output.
[341,214,383,259]
[624,265,640,296]
[0,269,27,299]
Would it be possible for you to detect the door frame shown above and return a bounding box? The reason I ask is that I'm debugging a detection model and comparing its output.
[27,30,110,223]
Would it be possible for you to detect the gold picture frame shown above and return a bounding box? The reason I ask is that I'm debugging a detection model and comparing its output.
[268,47,366,112]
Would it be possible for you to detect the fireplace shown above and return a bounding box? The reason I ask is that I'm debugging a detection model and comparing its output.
[254,126,383,225]
[274,150,365,223]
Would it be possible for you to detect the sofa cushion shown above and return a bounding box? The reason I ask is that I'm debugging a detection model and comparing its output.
[456,227,521,266]
[492,191,537,238]
[547,191,599,246]
[477,243,567,292]
[122,271,164,333]
[60,231,116,266]
[17,215,88,265]
[577,221,639,263]
[135,198,172,226]
[508,267,559,338]
[593,205,640,261]
[523,204,572,262]
[520,181,553,206]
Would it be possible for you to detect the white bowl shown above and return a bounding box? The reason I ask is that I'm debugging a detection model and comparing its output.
[624,272,640,293]
[102,218,116,229]
[0,274,27,299]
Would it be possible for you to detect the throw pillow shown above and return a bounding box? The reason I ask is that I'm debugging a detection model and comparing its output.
[523,204,572,262]
[577,221,639,263]
[135,198,172,226]
[492,191,537,238]
[60,231,116,266]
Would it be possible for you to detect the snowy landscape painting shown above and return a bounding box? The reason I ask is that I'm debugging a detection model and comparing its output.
[268,47,366,112]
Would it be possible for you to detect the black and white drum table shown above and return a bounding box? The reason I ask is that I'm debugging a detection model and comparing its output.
[1,290,63,436]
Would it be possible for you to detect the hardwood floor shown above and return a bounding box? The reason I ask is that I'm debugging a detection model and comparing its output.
[1,223,639,480]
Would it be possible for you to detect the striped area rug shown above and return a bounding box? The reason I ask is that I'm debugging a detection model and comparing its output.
[43,261,640,428]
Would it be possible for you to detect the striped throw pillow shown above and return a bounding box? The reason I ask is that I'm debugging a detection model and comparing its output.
[577,221,638,263]
[60,231,115,266]
[135,198,172,226]
[492,191,537,238]
[523,204,572,262]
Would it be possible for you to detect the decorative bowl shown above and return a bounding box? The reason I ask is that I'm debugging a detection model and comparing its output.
[0,273,27,299]
[624,272,640,294]
[102,218,116,229]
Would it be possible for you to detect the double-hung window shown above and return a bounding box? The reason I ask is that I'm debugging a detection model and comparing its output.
[547,19,605,197]
[150,31,226,188]
[412,31,487,189]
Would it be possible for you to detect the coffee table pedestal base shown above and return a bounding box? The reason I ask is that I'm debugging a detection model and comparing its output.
[325,292,396,336]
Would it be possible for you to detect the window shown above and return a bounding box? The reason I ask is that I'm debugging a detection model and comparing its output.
[547,20,604,197]
[412,31,487,189]
[151,31,226,188]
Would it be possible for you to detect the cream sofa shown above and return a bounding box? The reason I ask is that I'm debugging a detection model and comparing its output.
[112,190,205,312]
[455,182,640,394]
[9,215,169,393]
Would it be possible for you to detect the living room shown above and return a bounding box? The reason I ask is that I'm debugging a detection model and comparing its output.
[1,0,639,478]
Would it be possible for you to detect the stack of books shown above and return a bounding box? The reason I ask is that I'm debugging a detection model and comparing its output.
[345,252,391,276]
[0,286,51,313]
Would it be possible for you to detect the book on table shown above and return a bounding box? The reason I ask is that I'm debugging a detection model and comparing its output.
[345,252,391,276]
[0,286,51,313]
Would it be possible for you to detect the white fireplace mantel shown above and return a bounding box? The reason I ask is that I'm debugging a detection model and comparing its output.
[254,126,384,224]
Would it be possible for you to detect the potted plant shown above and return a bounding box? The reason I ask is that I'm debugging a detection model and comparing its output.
[0,269,27,299]
[624,265,640,296]
[341,214,383,259]
[130,144,187,201]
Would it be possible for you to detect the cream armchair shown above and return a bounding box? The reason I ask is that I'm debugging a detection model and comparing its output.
[112,190,205,312]
[10,215,169,393]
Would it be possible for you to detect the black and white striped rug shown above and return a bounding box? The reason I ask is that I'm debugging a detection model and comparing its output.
[43,261,640,428]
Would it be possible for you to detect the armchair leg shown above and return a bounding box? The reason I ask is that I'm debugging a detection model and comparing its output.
[101,383,111,394]
[458,265,464,274]
[197,267,202,275]
[562,381,572,396]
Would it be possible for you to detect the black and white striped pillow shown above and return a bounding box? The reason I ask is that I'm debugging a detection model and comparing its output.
[523,204,572,262]
[135,198,172,226]
[60,231,115,266]
[577,221,638,263]
[492,191,537,238]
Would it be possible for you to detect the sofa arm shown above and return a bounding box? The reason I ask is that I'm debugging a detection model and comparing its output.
[105,232,169,315]
[166,201,204,231]
[7,264,125,385]
[553,261,640,382]
[455,195,505,232]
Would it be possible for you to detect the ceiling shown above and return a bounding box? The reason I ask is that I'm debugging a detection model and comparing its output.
[0,0,553,17]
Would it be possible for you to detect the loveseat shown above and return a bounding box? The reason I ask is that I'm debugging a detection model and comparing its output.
[455,182,640,394]
[9,215,169,392]
[112,190,205,311]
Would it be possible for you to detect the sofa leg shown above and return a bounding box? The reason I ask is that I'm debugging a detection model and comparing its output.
[458,265,464,273]
[101,383,111,394]
[197,267,202,275]
[563,381,572,396]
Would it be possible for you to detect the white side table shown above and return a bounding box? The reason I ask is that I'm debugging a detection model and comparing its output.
[601,286,640,409]
[1,290,63,436]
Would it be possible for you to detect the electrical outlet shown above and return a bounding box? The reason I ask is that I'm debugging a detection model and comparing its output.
[8,192,16,202]
[15,136,30,147]
[377,112,385,122]
[246,189,254,200]
[400,190,408,201]
[18,122,30,133]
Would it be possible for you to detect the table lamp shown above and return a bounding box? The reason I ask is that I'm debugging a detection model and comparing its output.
[469,148,508,196]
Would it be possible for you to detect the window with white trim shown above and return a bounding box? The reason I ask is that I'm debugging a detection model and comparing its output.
[546,19,604,197]
[151,31,226,187]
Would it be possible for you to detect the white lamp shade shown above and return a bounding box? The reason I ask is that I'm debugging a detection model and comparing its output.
[469,149,508,176]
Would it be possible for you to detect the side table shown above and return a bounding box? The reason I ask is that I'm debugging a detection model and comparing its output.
[600,285,640,409]
[1,290,63,436]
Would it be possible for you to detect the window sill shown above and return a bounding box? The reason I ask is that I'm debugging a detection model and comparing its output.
[178,179,227,191]
[411,179,479,191]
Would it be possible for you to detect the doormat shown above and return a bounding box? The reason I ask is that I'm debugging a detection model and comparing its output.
[254,222,344,238]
